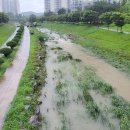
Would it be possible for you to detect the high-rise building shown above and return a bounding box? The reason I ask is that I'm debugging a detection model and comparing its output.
[71,0,83,11]
[10,0,20,15]
[2,0,20,15]
[0,0,3,12]
[44,0,86,13]
[61,0,71,12]
[55,0,62,12]
[44,0,62,13]
[44,0,71,13]
[2,0,10,13]
[44,0,51,12]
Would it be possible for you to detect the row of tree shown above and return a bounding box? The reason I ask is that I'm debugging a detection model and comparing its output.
[0,12,9,23]
[100,12,127,31]
[45,11,128,31]
[27,0,130,31]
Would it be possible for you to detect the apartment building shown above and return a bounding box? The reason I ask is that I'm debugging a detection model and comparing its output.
[1,0,20,15]
[44,0,95,13]
[44,0,51,12]
[44,0,75,13]
[0,0,3,12]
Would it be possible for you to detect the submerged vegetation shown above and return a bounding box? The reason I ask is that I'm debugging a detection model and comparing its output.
[83,89,100,119]
[57,51,73,62]
[1,0,130,129]
[112,96,130,130]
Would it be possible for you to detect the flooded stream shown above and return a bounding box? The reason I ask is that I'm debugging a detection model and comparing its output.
[39,30,120,130]
[39,28,130,102]
[38,27,130,130]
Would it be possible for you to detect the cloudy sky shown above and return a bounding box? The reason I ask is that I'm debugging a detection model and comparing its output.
[19,0,44,13]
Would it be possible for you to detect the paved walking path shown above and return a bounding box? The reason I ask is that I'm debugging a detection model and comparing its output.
[101,27,130,34]
[0,27,30,129]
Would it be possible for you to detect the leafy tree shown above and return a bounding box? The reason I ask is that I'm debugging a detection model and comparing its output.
[71,11,81,23]
[44,11,55,17]
[38,33,48,45]
[87,1,120,14]
[7,41,17,49]
[121,0,130,12]
[100,12,113,30]
[58,8,66,15]
[121,0,128,6]
[0,12,9,23]
[0,48,12,57]
[67,13,73,22]
[112,12,126,32]
[83,10,99,25]
[38,16,46,23]
[29,14,37,24]
[0,58,4,65]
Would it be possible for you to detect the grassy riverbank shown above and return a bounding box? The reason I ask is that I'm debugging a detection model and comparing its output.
[0,26,23,78]
[0,23,16,46]
[103,24,130,32]
[43,22,130,74]
[3,29,46,130]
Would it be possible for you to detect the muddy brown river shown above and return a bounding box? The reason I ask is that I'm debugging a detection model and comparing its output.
[39,42,113,130]
[0,27,30,129]
[40,28,130,102]
[57,39,130,102]
[39,28,130,130]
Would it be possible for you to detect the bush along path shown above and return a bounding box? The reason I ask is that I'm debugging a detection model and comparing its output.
[1,27,19,48]
[3,29,47,130]
[0,25,24,77]
[0,23,16,47]
[0,26,30,129]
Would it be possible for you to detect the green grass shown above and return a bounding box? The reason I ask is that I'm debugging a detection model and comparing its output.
[112,96,130,130]
[3,29,46,130]
[0,23,16,46]
[43,22,130,74]
[103,24,130,32]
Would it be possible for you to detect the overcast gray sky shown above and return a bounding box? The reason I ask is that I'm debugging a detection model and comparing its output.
[20,0,44,13]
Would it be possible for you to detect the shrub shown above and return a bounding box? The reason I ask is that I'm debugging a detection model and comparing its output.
[0,58,4,65]
[15,34,21,39]
[7,41,18,49]
[30,30,34,35]
[13,37,20,43]
[38,34,48,43]
[0,48,12,57]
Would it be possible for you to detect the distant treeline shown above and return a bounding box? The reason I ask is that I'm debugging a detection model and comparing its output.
[0,12,9,23]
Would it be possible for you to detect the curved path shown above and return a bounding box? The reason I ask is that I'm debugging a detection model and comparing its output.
[101,27,130,34]
[0,27,30,129]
